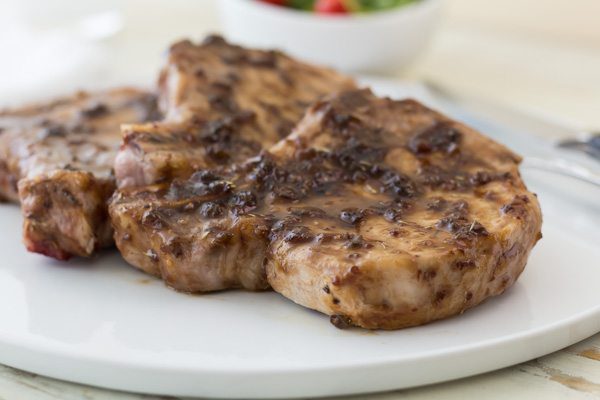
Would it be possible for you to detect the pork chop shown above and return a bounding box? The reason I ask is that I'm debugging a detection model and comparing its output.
[0,89,159,260]
[110,89,542,329]
[114,35,356,188]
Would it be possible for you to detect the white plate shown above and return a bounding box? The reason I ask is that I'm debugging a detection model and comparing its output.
[0,81,599,399]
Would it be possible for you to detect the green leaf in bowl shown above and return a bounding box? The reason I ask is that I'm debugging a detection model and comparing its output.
[287,0,316,10]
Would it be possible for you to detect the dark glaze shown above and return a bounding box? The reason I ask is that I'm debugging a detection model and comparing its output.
[419,165,511,192]
[408,121,462,155]
[79,102,109,119]
[73,93,158,136]
[107,87,544,330]
[118,35,357,188]
[435,200,489,240]
[0,89,160,197]
[149,90,510,263]
[501,194,531,219]
[330,314,353,329]
[194,108,260,164]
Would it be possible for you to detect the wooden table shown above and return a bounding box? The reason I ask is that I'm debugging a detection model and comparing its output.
[1,0,599,398]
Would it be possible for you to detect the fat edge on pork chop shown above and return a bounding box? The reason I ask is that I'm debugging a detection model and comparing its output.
[110,89,542,330]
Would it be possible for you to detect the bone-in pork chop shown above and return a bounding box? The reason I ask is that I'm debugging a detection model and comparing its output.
[0,89,159,260]
[110,89,542,329]
[114,35,356,188]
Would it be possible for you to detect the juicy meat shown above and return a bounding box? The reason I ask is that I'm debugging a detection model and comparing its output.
[110,89,542,329]
[115,35,356,188]
[0,89,159,260]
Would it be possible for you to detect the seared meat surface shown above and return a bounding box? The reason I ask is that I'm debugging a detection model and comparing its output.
[0,89,159,260]
[110,89,542,329]
[115,35,356,188]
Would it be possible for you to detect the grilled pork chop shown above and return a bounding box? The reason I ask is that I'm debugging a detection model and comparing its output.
[0,89,159,260]
[115,35,356,188]
[110,89,542,329]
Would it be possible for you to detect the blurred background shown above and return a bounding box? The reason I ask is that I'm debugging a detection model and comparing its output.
[0,0,598,129]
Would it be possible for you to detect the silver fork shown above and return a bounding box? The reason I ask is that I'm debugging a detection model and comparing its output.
[521,157,600,187]
[558,134,600,161]
[520,134,600,187]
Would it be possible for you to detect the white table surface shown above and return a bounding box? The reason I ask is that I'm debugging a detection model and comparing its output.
[1,0,599,398]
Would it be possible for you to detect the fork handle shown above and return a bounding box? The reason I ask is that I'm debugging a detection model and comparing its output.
[523,157,600,187]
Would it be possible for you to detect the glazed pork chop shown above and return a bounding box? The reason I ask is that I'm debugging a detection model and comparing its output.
[115,35,356,188]
[110,89,542,329]
[0,89,159,260]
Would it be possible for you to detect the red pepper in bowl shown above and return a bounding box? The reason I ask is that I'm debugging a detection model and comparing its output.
[259,0,286,6]
[314,0,348,13]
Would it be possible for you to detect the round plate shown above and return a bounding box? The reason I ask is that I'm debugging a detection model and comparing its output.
[0,83,599,399]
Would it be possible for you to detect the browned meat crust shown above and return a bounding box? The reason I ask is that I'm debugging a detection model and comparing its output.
[19,171,115,260]
[0,89,159,259]
[110,89,542,329]
[114,35,356,188]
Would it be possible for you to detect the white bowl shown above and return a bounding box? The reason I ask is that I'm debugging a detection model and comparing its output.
[218,0,442,74]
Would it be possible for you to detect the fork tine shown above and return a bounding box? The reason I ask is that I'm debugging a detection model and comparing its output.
[589,134,600,150]
[557,133,600,161]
